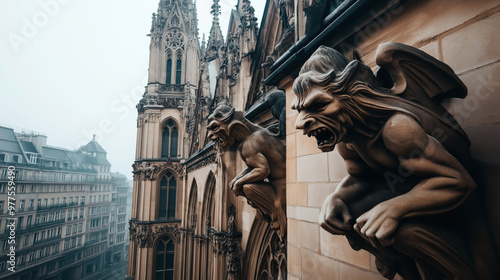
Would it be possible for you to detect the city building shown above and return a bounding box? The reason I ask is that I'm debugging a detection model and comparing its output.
[129,0,500,279]
[0,125,131,280]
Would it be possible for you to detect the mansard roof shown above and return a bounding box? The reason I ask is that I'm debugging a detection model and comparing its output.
[79,136,107,154]
[20,141,37,154]
[0,125,111,168]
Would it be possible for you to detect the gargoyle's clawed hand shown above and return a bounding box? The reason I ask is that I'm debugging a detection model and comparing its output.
[320,193,354,235]
[354,201,400,247]
[229,178,244,196]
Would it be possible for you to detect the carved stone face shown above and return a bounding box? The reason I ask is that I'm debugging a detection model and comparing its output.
[292,86,349,152]
[207,119,230,147]
[207,105,236,147]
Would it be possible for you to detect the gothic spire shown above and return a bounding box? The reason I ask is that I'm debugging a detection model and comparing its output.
[240,0,257,30]
[206,0,224,59]
[211,0,221,25]
[192,0,199,38]
[201,33,206,51]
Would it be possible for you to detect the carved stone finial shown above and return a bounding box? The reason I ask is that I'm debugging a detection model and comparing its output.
[210,0,221,24]
[292,43,497,279]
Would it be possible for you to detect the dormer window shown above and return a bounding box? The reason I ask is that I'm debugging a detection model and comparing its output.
[13,155,22,163]
[0,154,9,162]
[28,154,37,164]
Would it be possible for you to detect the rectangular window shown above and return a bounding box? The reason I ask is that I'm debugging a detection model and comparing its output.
[166,59,172,84]
[29,154,37,164]
[176,58,182,84]
[18,216,23,229]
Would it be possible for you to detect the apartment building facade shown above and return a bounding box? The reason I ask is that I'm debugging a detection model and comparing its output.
[0,125,130,280]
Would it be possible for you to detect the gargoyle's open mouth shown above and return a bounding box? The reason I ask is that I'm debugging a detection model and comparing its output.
[307,127,336,152]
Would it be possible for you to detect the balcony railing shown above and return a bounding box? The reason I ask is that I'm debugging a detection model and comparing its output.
[12,218,65,234]
[33,234,62,245]
[0,173,113,183]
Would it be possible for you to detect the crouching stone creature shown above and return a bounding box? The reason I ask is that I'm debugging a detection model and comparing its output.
[207,102,287,237]
[292,42,499,279]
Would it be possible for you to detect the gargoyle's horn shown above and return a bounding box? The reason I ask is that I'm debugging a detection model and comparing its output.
[220,107,235,122]
[209,105,235,122]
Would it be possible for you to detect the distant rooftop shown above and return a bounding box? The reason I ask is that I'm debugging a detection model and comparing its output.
[0,125,110,168]
[79,135,107,154]
[0,123,46,136]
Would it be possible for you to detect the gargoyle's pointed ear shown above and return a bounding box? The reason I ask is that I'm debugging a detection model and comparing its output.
[228,121,251,143]
[352,50,363,63]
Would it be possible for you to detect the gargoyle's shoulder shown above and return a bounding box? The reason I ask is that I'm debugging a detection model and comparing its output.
[382,113,427,156]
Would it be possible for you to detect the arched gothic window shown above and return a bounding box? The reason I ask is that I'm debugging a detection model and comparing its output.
[175,52,182,84]
[159,172,176,219]
[166,51,172,84]
[161,119,178,158]
[155,237,175,280]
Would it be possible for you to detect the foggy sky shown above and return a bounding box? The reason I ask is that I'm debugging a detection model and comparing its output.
[0,0,264,179]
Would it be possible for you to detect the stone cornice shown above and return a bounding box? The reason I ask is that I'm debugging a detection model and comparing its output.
[132,159,185,181]
[129,220,181,248]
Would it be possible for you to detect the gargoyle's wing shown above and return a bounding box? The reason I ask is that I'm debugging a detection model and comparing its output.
[228,121,251,143]
[375,42,470,145]
[375,42,467,114]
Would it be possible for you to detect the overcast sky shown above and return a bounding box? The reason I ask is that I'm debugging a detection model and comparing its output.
[0,0,264,180]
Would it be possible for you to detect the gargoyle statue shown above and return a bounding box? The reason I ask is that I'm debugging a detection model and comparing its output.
[207,103,286,237]
[292,43,498,279]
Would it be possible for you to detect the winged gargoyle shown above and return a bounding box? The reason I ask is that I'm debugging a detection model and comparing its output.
[292,42,498,279]
[207,101,287,237]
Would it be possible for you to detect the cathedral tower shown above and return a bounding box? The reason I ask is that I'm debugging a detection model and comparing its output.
[127,0,199,279]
